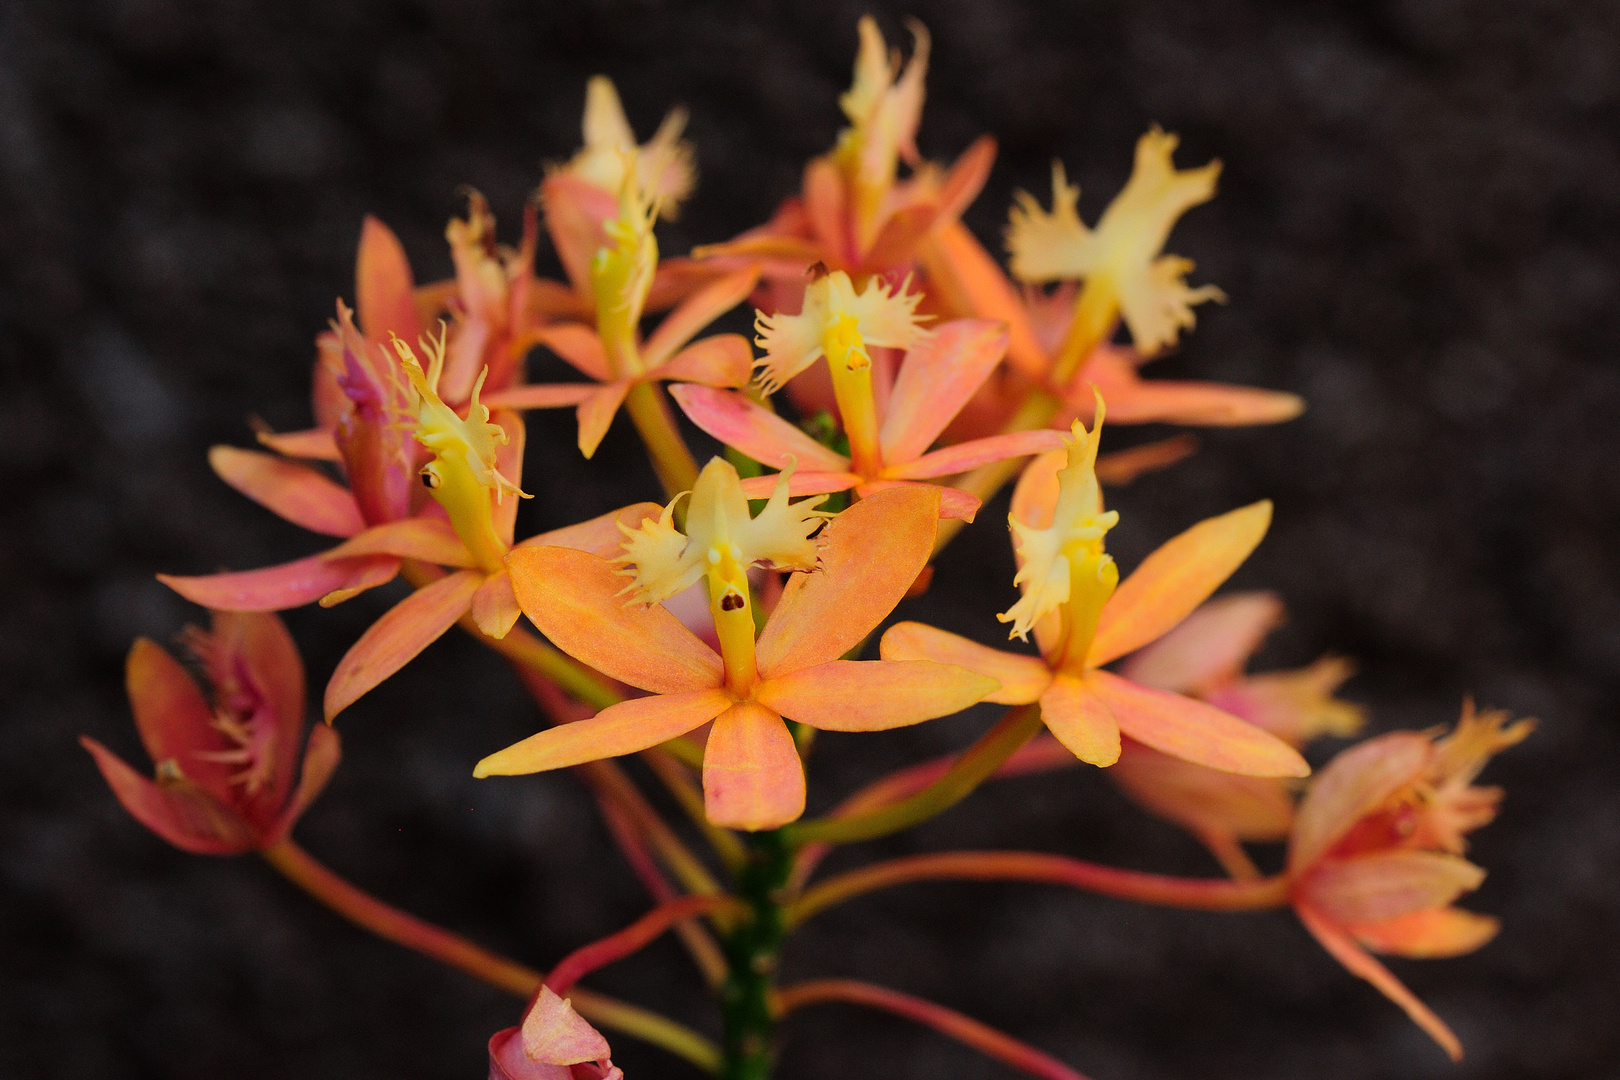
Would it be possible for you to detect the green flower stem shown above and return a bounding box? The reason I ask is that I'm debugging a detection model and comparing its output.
[259,839,721,1072]
[624,379,701,500]
[786,852,1291,929]
[720,829,795,1080]
[783,704,1045,847]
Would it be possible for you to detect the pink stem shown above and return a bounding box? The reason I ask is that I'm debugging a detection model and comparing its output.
[546,895,740,996]
[774,979,1092,1080]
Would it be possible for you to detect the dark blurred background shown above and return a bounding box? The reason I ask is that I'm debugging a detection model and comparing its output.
[3,1,1618,1077]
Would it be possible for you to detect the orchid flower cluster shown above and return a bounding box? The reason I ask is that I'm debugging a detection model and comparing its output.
[84,18,1530,1080]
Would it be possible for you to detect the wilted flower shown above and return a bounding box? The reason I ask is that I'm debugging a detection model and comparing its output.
[489,986,623,1080]
[81,611,339,855]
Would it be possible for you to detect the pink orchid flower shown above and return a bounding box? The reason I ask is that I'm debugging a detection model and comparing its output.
[1286,703,1532,1060]
[882,405,1308,779]
[81,611,339,855]
[489,986,622,1080]
[477,476,996,831]
[671,269,1066,521]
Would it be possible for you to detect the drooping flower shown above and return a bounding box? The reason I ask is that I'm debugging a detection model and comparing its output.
[477,475,998,831]
[81,611,339,855]
[485,171,758,459]
[1106,591,1364,876]
[670,271,1065,520]
[882,401,1308,778]
[1286,703,1532,1060]
[488,986,622,1080]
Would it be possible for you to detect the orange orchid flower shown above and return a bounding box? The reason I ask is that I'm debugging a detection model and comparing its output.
[672,270,1066,520]
[693,16,996,305]
[476,472,998,831]
[489,985,622,1080]
[920,128,1303,440]
[81,611,339,855]
[485,171,759,459]
[1106,591,1363,876]
[1286,702,1532,1060]
[882,402,1308,778]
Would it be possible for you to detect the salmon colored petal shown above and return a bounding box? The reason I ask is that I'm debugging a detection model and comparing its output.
[209,446,364,538]
[324,569,481,720]
[755,660,997,732]
[879,319,1009,465]
[322,519,476,567]
[473,688,732,777]
[355,216,421,343]
[916,221,1047,379]
[1010,447,1066,532]
[273,724,342,840]
[516,502,663,559]
[642,268,759,368]
[1289,732,1432,873]
[691,233,825,266]
[125,638,236,793]
[1038,674,1121,767]
[854,479,981,522]
[757,485,939,677]
[654,334,753,388]
[1086,377,1305,428]
[1089,500,1273,667]
[933,135,997,226]
[1347,907,1501,959]
[1121,591,1285,695]
[492,410,526,546]
[256,426,342,462]
[703,701,805,831]
[470,569,523,639]
[1093,434,1199,486]
[803,157,848,264]
[534,323,612,382]
[505,546,722,694]
[1110,739,1295,841]
[860,203,937,269]
[738,471,862,500]
[1302,851,1486,925]
[1295,901,1464,1062]
[79,736,254,854]
[213,610,306,804]
[540,174,616,297]
[668,385,851,473]
[1084,670,1308,778]
[481,383,598,410]
[883,429,1068,481]
[879,622,1052,705]
[577,379,633,459]
[316,558,405,607]
[159,553,400,611]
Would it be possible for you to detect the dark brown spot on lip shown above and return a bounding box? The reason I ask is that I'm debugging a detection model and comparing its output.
[720,591,746,611]
[806,260,830,281]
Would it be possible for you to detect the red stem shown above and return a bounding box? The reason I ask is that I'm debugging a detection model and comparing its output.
[546,895,740,996]
[774,979,1093,1080]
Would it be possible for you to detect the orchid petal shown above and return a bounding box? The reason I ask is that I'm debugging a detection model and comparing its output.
[79,737,254,855]
[756,660,997,732]
[256,426,341,462]
[517,502,663,558]
[474,688,732,777]
[1093,434,1199,486]
[324,569,481,720]
[534,323,612,383]
[1346,907,1500,959]
[1010,447,1066,532]
[703,701,805,831]
[522,985,613,1065]
[492,409,526,546]
[355,216,421,343]
[737,471,862,500]
[506,546,723,694]
[1084,670,1308,777]
[159,553,400,612]
[803,157,848,263]
[884,429,1068,481]
[1289,733,1432,873]
[322,519,476,568]
[932,135,998,227]
[471,569,523,639]
[916,221,1048,379]
[482,383,598,410]
[879,319,1009,465]
[1301,851,1486,925]
[1081,375,1304,427]
[668,385,851,473]
[1038,674,1121,767]
[210,610,307,806]
[1110,740,1295,840]
[654,335,753,388]
[853,479,981,522]
[860,203,937,271]
[273,724,342,841]
[125,638,237,795]
[757,485,939,677]
[1089,500,1272,667]
[1295,901,1464,1061]
[577,379,633,459]
[1122,591,1284,694]
[880,622,1052,705]
[642,268,759,369]
[209,446,364,538]
[540,174,616,297]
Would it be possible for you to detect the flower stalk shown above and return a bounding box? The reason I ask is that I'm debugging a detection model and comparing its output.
[719,829,796,1080]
